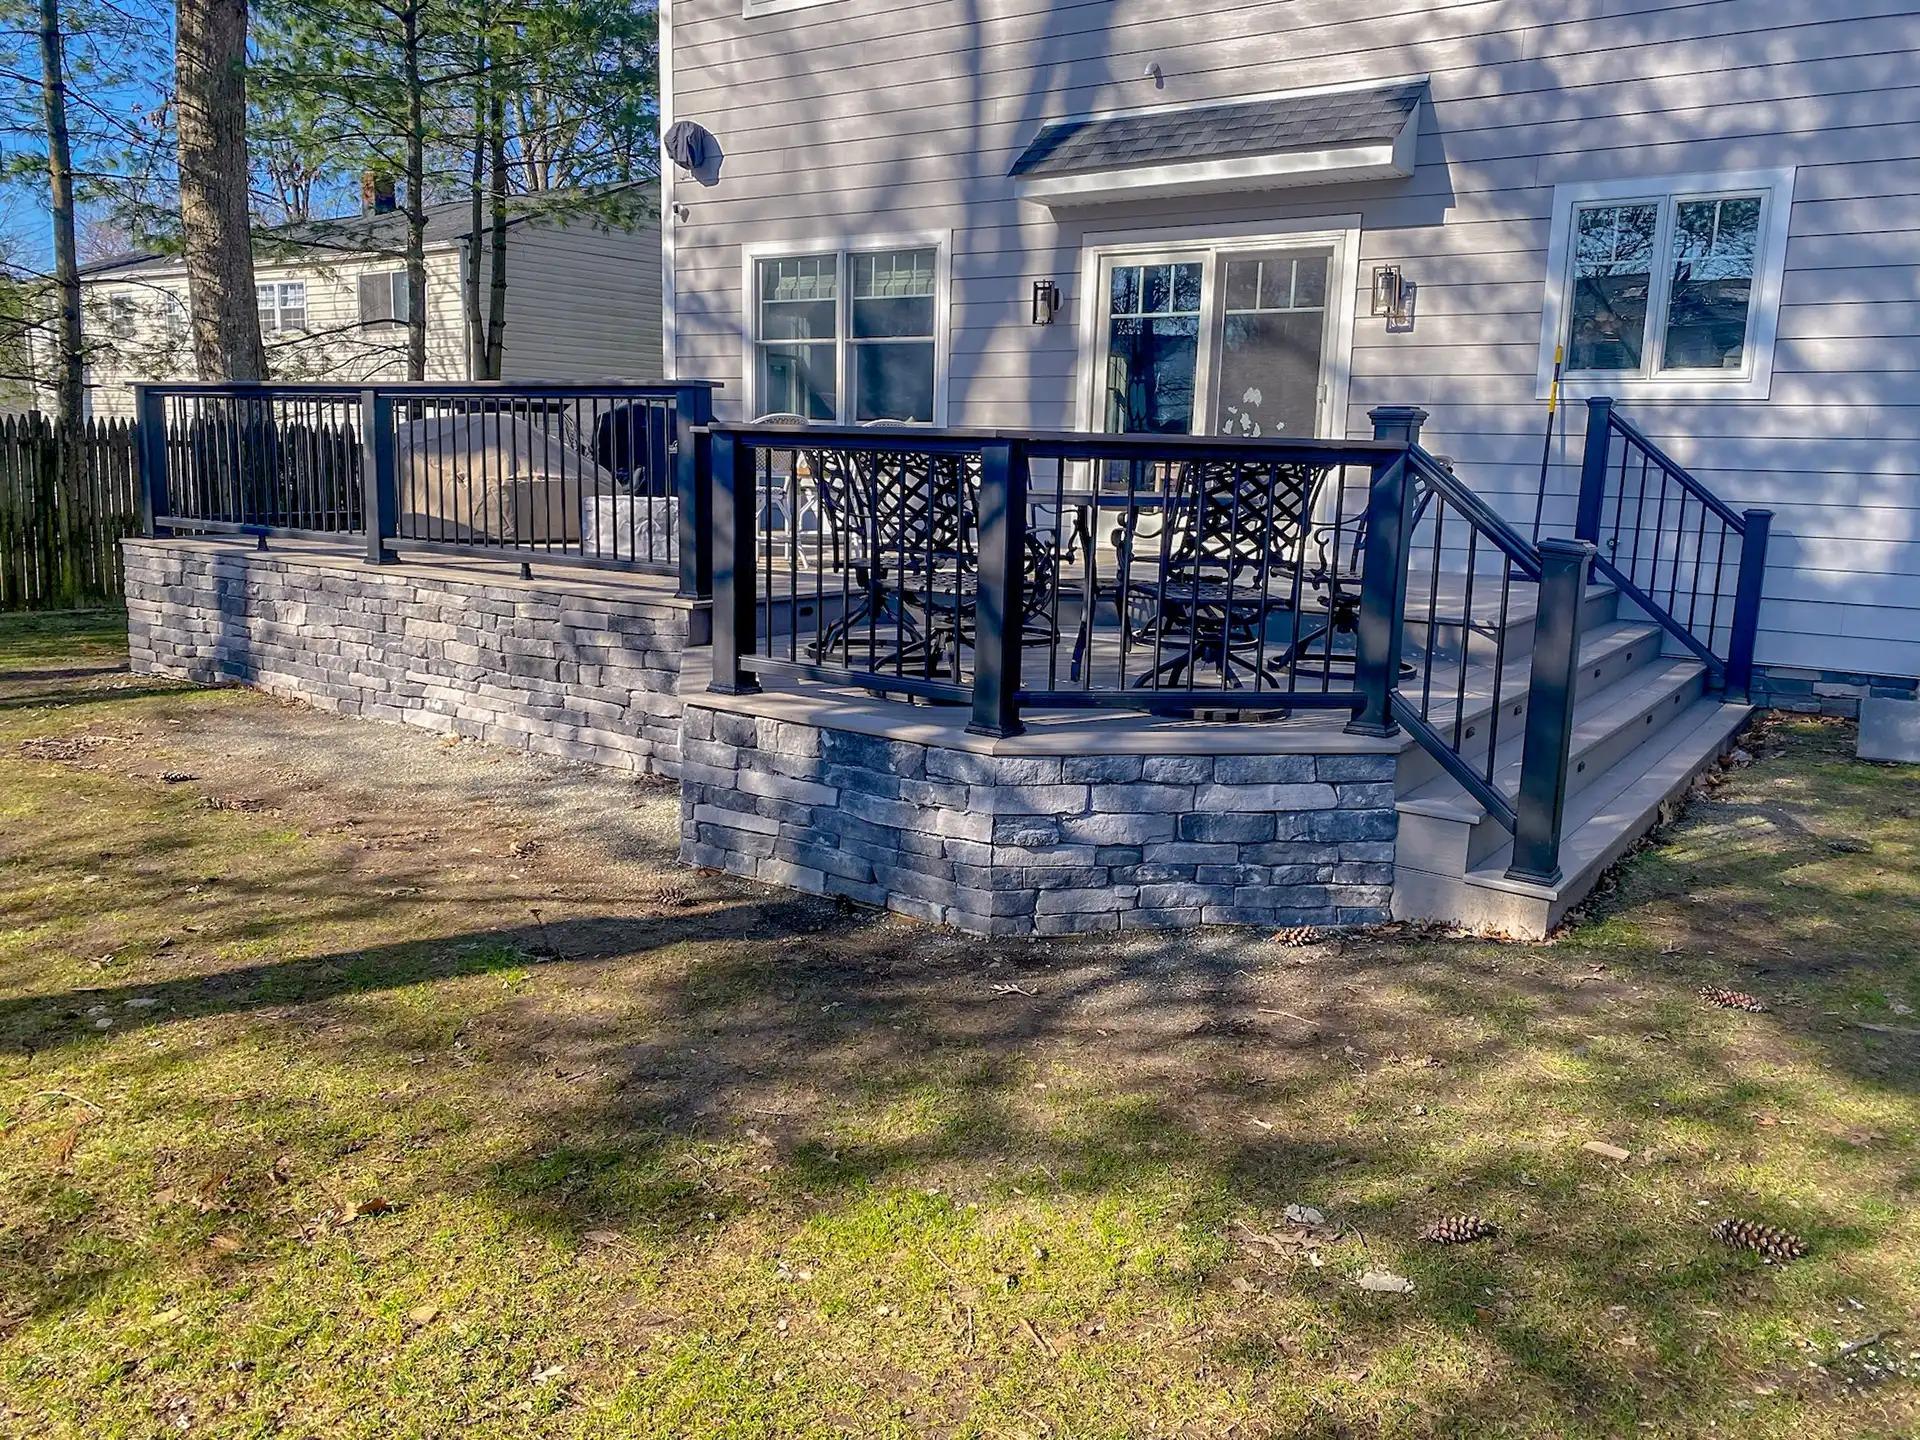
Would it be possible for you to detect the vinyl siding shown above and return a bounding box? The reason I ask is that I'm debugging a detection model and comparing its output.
[666,0,1920,680]
[75,250,470,420]
[498,216,664,381]
[71,212,664,418]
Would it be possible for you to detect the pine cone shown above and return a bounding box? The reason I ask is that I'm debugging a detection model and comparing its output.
[1711,1217,1807,1262]
[1699,985,1769,1013]
[1420,1214,1497,1245]
[1272,925,1326,949]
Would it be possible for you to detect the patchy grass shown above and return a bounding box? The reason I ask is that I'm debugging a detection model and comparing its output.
[1,609,1916,1438]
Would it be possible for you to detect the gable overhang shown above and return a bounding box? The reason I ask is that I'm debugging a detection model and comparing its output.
[1015,118,1417,208]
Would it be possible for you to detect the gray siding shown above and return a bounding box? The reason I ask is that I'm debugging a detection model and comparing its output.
[499,216,665,381]
[666,0,1920,679]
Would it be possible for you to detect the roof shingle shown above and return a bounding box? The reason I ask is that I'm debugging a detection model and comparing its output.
[1009,80,1427,178]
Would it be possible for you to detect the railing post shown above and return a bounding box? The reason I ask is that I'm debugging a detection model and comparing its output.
[1575,396,1613,545]
[133,384,169,536]
[360,389,397,565]
[1347,405,1428,737]
[708,429,759,695]
[1508,537,1594,886]
[1724,508,1772,704]
[673,383,715,610]
[968,438,1028,739]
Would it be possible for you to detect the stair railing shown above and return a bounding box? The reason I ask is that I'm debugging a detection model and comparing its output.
[1577,397,1772,702]
[1349,407,1586,885]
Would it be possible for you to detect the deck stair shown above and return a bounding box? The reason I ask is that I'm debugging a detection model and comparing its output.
[1388,562,1751,938]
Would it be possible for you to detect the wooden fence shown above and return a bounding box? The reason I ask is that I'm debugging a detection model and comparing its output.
[0,413,141,611]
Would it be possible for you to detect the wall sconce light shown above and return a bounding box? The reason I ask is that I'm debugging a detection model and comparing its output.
[1371,265,1408,321]
[1032,279,1061,326]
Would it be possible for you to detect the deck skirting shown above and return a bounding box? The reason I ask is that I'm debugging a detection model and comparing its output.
[122,537,697,778]
[679,699,1397,937]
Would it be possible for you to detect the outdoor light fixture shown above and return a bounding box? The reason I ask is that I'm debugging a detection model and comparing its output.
[1032,279,1062,325]
[1371,264,1408,322]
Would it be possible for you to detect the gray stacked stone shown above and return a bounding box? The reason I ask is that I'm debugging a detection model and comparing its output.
[1751,663,1919,720]
[123,539,694,777]
[680,702,1397,937]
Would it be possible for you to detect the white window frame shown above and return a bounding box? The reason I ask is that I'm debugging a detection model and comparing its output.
[257,279,308,335]
[358,269,410,328]
[1073,216,1362,439]
[742,233,951,425]
[1536,167,1795,402]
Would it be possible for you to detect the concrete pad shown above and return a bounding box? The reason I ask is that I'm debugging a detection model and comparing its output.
[1858,696,1920,763]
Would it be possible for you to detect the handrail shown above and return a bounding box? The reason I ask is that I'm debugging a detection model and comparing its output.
[133,379,722,602]
[1602,407,1747,532]
[1577,396,1772,701]
[1405,445,1543,580]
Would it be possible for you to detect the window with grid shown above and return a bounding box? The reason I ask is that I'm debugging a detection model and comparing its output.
[256,280,308,334]
[753,246,941,423]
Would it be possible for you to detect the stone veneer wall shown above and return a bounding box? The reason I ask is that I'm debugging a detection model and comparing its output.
[1750,663,1918,720]
[123,539,694,776]
[678,701,1397,937]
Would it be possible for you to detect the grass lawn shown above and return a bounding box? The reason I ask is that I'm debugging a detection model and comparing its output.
[1,609,1916,1438]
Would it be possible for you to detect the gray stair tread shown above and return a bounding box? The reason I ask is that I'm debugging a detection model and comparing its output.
[1390,616,1662,759]
[1458,696,1751,902]
[1398,652,1706,821]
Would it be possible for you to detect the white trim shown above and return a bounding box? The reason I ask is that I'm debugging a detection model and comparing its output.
[740,230,952,425]
[743,0,838,15]
[1072,216,1362,441]
[1535,166,1796,403]
[1019,123,1415,208]
[658,0,677,380]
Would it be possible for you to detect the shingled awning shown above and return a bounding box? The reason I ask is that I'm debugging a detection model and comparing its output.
[1009,78,1426,207]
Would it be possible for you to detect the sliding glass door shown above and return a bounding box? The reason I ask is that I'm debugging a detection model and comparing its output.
[1095,244,1335,440]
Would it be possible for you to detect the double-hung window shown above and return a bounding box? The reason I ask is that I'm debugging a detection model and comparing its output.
[357,269,410,327]
[256,280,308,335]
[751,244,943,424]
[1539,169,1794,399]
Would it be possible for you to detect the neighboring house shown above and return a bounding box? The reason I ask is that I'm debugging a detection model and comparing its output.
[67,187,664,420]
[658,2,1920,694]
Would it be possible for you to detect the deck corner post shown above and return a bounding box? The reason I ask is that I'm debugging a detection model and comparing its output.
[1725,508,1772,704]
[360,389,397,566]
[133,384,169,537]
[1346,405,1428,738]
[1575,396,1614,545]
[1508,536,1594,886]
[968,438,1028,738]
[673,384,715,604]
[708,429,760,695]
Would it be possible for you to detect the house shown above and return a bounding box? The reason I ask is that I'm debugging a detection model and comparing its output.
[67,185,664,419]
[656,2,1920,703]
[117,4,1920,940]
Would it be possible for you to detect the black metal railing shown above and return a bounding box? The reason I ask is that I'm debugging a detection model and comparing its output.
[1576,397,1771,700]
[707,422,1397,732]
[134,380,721,596]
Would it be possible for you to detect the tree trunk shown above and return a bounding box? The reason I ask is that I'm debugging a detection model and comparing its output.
[36,0,83,433]
[483,81,507,379]
[176,0,266,381]
[401,0,427,381]
[462,14,486,378]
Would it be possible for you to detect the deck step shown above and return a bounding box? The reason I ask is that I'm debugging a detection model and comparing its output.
[1392,695,1751,937]
[1392,616,1666,796]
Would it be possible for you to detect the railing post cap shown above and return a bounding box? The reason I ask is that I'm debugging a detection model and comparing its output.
[1539,536,1597,560]
[1586,394,1614,410]
[1367,404,1429,424]
[1742,507,1773,522]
